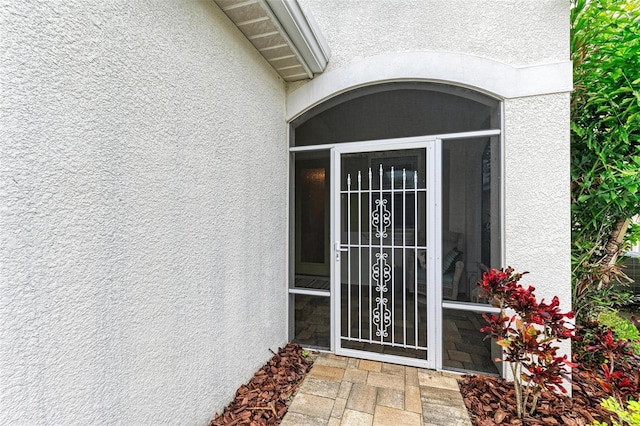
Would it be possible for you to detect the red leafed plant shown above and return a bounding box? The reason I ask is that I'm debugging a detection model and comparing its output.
[586,328,639,402]
[478,267,577,418]
[599,364,639,399]
[587,329,637,368]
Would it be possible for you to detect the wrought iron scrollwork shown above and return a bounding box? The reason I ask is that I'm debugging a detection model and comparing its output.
[372,198,391,238]
[371,252,392,337]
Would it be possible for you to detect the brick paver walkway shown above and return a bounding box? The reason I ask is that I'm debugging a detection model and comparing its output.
[281,353,472,426]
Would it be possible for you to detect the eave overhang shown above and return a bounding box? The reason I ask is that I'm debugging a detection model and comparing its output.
[213,0,331,82]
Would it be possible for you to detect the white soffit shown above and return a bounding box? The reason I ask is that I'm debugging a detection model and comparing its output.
[214,0,330,82]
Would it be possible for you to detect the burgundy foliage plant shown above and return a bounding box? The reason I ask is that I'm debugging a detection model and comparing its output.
[585,327,639,402]
[478,267,577,418]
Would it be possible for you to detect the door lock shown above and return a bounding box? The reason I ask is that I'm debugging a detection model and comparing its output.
[335,242,348,260]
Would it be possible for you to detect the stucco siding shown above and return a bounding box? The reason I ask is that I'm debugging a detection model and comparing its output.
[503,93,572,313]
[1,1,287,424]
[297,0,569,75]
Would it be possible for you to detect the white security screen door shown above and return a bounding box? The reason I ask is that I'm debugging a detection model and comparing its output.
[332,139,439,369]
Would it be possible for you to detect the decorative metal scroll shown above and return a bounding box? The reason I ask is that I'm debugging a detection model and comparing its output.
[371,252,392,337]
[372,198,391,238]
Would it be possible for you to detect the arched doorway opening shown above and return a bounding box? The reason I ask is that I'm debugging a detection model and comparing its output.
[288,82,503,374]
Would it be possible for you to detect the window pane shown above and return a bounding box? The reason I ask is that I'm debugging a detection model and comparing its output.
[292,82,500,147]
[299,167,326,263]
[442,308,500,374]
[442,136,500,303]
[291,294,330,349]
[294,151,330,283]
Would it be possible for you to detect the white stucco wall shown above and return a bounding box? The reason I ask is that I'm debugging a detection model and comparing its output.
[298,0,569,73]
[503,93,572,310]
[503,93,572,306]
[1,1,287,424]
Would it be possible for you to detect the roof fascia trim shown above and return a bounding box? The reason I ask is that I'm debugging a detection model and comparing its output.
[265,0,331,75]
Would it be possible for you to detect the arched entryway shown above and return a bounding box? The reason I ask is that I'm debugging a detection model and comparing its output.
[288,78,504,374]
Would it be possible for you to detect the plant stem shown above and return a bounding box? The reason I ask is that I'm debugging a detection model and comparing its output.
[529,392,540,416]
[512,362,523,418]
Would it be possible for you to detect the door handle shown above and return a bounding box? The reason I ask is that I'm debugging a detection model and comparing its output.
[335,242,348,260]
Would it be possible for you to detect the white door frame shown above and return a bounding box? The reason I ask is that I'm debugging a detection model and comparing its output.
[330,136,441,369]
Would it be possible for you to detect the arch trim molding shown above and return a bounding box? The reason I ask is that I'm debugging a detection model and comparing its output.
[286,51,572,121]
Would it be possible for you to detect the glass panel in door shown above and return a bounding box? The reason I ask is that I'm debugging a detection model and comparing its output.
[338,149,429,362]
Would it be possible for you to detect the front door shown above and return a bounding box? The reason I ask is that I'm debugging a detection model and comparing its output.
[333,139,438,368]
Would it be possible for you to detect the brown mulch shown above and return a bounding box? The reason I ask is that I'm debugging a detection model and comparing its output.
[461,361,640,426]
[209,341,639,425]
[209,343,313,426]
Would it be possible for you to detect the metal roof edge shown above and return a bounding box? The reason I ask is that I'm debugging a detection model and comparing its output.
[264,0,331,75]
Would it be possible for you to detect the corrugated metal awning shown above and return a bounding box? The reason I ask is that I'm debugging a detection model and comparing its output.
[214,0,330,82]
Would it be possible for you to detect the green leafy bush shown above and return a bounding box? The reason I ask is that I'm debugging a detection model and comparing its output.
[592,397,640,426]
[571,0,640,323]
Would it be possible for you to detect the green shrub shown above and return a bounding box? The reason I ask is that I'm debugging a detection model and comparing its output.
[570,0,640,324]
[592,397,640,426]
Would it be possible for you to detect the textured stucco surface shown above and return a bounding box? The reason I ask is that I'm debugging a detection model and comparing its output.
[1,0,574,421]
[503,93,572,311]
[503,93,572,378]
[504,93,571,310]
[1,1,287,424]
[298,0,569,72]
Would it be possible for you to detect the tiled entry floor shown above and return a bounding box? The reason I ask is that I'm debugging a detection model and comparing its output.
[442,310,499,374]
[293,292,499,375]
[281,353,472,426]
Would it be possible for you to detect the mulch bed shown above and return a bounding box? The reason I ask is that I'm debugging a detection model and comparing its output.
[209,343,313,426]
[210,341,639,425]
[461,360,640,425]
